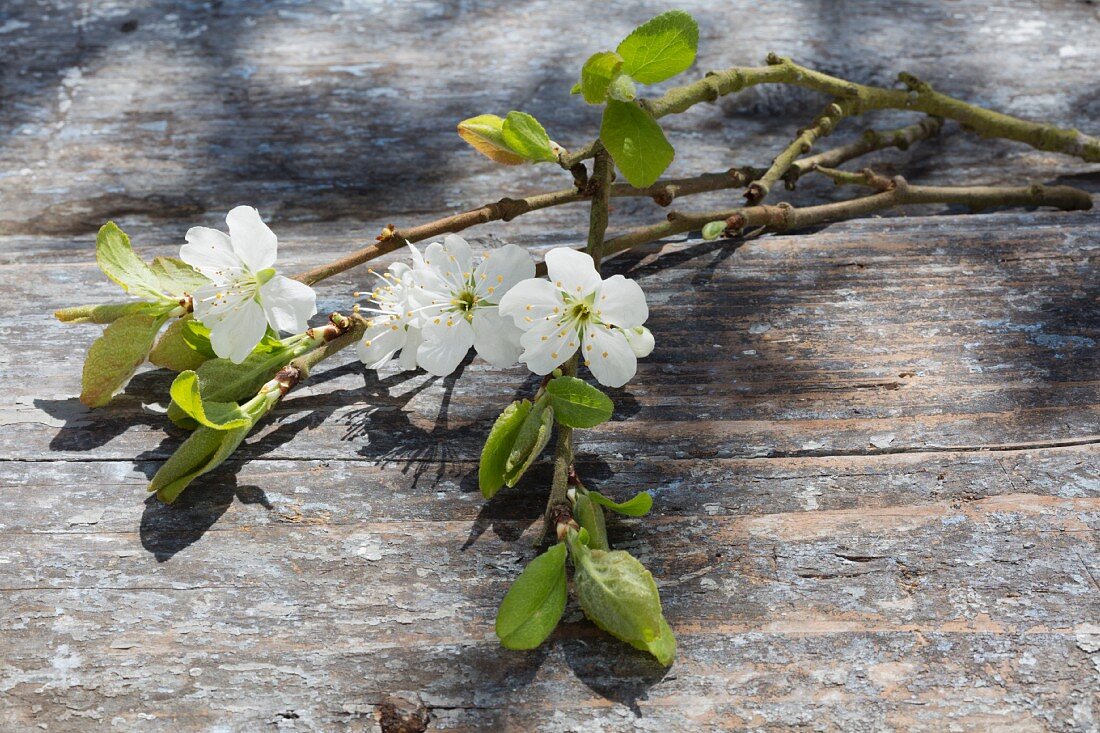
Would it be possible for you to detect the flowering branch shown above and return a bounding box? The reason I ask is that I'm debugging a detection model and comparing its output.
[542,146,614,538]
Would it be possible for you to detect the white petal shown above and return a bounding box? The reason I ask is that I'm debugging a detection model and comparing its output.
[582,324,637,388]
[518,316,579,375]
[406,243,426,269]
[357,318,407,369]
[208,299,268,364]
[260,275,317,333]
[498,278,566,328]
[226,205,277,272]
[422,234,472,290]
[545,247,600,299]
[181,227,240,282]
[397,325,422,372]
[408,267,454,322]
[471,309,523,367]
[622,326,655,358]
[594,274,648,328]
[473,244,535,303]
[417,317,475,376]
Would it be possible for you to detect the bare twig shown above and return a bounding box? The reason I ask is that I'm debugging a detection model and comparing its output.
[295,119,946,286]
[603,180,1092,255]
[746,98,858,204]
[561,58,1099,169]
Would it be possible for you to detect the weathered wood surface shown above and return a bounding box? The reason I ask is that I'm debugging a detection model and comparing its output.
[1,1,1099,731]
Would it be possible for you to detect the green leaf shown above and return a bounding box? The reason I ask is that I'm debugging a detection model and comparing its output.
[149,316,210,372]
[501,111,557,163]
[615,10,698,84]
[95,222,165,301]
[701,220,726,241]
[179,319,218,359]
[80,312,167,408]
[457,114,527,166]
[55,301,164,325]
[579,51,624,104]
[570,540,677,665]
[546,375,614,428]
[479,399,533,498]
[503,398,554,487]
[148,423,252,503]
[600,100,674,188]
[165,349,289,429]
[569,82,582,95]
[495,543,568,650]
[573,492,609,551]
[169,370,254,430]
[588,490,653,517]
[149,256,209,297]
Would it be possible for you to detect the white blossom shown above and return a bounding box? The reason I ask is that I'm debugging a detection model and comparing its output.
[355,262,423,371]
[181,206,317,364]
[498,247,650,388]
[407,235,533,376]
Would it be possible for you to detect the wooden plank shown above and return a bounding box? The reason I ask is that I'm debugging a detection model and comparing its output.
[2,0,1099,729]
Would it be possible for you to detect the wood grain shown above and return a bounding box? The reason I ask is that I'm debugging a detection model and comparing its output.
[1,0,1098,731]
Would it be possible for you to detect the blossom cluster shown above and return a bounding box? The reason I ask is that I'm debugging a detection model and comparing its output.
[174,209,653,388]
[355,236,654,388]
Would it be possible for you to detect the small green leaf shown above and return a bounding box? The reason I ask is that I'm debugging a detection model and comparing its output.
[607,74,638,102]
[587,490,653,517]
[457,114,527,165]
[149,423,252,503]
[95,222,165,301]
[701,220,726,241]
[600,100,674,188]
[616,10,698,84]
[579,51,624,104]
[149,256,209,297]
[166,349,290,429]
[479,399,533,498]
[55,301,164,325]
[569,82,582,95]
[80,312,167,408]
[503,398,554,487]
[546,375,614,428]
[569,539,677,665]
[169,370,253,430]
[501,111,557,163]
[149,316,210,372]
[573,492,609,551]
[495,542,568,650]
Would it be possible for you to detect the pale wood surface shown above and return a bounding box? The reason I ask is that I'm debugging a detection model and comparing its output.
[1,1,1098,731]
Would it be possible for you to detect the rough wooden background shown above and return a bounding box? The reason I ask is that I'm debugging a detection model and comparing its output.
[1,1,1098,731]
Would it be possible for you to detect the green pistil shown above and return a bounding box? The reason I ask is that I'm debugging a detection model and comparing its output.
[256,267,277,286]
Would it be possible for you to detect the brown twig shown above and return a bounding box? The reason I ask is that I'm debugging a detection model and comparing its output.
[295,119,946,286]
[746,98,858,204]
[603,180,1092,255]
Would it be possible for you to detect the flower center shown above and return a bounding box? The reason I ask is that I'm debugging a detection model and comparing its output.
[449,288,483,321]
[563,292,596,326]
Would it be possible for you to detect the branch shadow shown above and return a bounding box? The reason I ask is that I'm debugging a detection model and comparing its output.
[139,473,271,563]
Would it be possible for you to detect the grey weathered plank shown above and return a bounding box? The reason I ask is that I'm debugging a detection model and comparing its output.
[2,0,1099,730]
